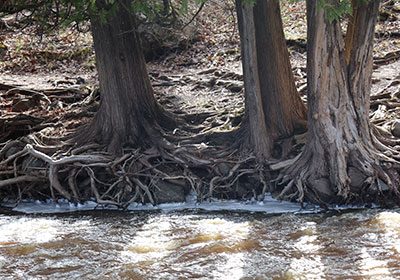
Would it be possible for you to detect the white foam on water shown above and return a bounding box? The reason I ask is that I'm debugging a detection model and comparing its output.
[2,192,320,214]
[128,192,317,214]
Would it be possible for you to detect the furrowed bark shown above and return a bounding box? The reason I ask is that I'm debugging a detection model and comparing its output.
[77,0,176,153]
[278,0,400,206]
[236,0,272,159]
[235,0,307,160]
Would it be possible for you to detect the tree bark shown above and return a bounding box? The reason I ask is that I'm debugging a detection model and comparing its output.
[235,0,272,159]
[235,0,307,159]
[77,0,175,153]
[253,0,307,139]
[278,0,400,205]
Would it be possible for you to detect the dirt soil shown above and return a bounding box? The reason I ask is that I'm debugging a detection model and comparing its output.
[0,1,400,206]
[1,1,399,137]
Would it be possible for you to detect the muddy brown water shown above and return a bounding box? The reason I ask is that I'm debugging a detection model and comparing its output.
[0,207,399,279]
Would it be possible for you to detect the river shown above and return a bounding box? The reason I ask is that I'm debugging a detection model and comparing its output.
[0,201,399,279]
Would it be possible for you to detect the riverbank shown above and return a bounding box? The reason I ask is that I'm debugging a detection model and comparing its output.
[1,1,400,208]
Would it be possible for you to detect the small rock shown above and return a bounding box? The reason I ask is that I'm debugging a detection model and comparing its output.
[154,180,186,204]
[367,183,379,196]
[314,178,335,201]
[367,179,390,195]
[378,179,390,192]
[348,167,367,192]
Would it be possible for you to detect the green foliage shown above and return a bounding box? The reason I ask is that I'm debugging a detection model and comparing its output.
[131,1,153,18]
[126,0,208,19]
[1,0,207,32]
[317,0,370,23]
[241,0,257,7]
[0,0,94,32]
[2,0,375,30]
[317,0,352,23]
[178,0,208,15]
[281,0,370,23]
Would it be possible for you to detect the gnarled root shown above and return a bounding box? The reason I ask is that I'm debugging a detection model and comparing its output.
[0,135,264,207]
[273,141,400,207]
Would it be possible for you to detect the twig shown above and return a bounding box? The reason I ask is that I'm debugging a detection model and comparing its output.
[181,2,205,30]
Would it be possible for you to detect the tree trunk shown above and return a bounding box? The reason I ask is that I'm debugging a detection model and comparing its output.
[77,0,175,153]
[253,0,307,139]
[235,0,272,159]
[278,0,400,205]
[235,0,307,159]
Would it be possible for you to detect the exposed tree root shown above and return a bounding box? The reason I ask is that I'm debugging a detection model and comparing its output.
[268,0,400,208]
[3,97,400,209]
[0,122,266,208]
[273,131,400,208]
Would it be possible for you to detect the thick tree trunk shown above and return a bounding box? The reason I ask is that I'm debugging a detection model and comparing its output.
[77,0,175,153]
[278,0,400,205]
[235,0,307,159]
[253,0,307,139]
[235,0,272,159]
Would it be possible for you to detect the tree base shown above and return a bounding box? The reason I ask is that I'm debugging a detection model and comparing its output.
[273,135,400,208]
[0,127,269,208]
